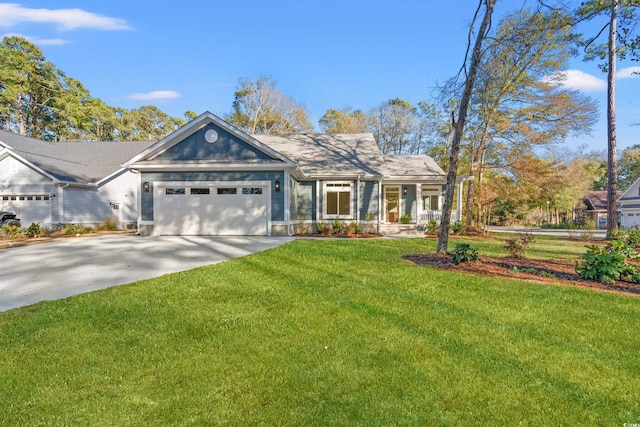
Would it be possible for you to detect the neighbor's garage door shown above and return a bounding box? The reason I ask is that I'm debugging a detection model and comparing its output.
[155,183,269,236]
[0,195,51,225]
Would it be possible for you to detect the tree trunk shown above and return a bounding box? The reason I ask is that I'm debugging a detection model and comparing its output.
[437,0,496,254]
[607,0,618,239]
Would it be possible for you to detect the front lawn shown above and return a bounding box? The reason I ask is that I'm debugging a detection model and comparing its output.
[1,237,638,425]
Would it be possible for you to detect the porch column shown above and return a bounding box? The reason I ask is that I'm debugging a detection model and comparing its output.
[416,183,422,223]
[457,180,463,221]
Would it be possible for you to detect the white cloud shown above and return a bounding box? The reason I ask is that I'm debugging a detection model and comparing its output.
[545,69,606,92]
[0,3,131,31]
[2,32,69,45]
[127,91,181,101]
[617,66,640,79]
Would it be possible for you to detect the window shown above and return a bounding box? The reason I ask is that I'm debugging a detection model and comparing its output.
[165,188,186,195]
[190,188,210,195]
[423,195,439,211]
[325,182,352,217]
[217,188,237,195]
[242,187,263,195]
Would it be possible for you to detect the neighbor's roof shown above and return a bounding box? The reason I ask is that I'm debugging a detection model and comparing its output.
[255,133,385,178]
[585,190,622,211]
[0,129,155,183]
[382,155,446,178]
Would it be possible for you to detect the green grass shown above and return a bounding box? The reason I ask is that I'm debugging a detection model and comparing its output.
[1,237,639,425]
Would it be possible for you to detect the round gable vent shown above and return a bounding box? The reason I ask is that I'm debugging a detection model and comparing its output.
[205,129,219,143]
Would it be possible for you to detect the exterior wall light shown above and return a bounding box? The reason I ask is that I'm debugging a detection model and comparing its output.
[403,186,407,195]
[275,180,281,192]
[144,182,150,192]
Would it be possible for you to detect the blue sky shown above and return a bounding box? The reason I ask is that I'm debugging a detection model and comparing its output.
[1,1,639,153]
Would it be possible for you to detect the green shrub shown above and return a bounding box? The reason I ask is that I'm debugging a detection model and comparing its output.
[331,219,347,234]
[61,224,94,235]
[400,214,412,224]
[96,217,118,231]
[426,219,439,233]
[350,221,363,235]
[618,229,640,247]
[315,221,327,234]
[575,243,640,284]
[25,222,43,238]
[451,243,479,265]
[451,221,463,234]
[504,232,535,258]
[2,224,24,239]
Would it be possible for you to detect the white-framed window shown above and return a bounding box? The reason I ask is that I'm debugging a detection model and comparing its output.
[422,187,441,211]
[324,181,352,217]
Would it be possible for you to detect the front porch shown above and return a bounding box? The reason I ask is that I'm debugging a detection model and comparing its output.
[380,180,467,229]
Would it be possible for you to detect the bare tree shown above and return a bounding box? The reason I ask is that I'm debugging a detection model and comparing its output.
[437,0,497,254]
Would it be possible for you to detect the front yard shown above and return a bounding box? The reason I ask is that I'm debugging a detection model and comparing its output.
[1,237,638,425]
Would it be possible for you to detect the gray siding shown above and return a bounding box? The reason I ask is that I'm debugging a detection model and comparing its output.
[155,123,277,162]
[294,181,315,221]
[359,181,379,220]
[141,171,285,221]
[404,185,417,220]
[63,187,112,224]
[98,170,138,225]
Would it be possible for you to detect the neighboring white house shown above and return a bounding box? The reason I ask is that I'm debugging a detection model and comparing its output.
[0,129,154,228]
[618,178,640,228]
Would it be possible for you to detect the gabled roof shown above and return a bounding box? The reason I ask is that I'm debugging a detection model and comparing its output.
[382,155,446,179]
[255,133,384,178]
[586,190,622,211]
[0,129,154,183]
[126,111,296,169]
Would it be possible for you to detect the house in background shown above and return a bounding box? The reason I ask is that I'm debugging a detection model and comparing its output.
[1,112,467,235]
[583,190,622,229]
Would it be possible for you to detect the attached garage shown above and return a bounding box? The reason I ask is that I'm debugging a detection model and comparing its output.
[154,181,270,236]
[0,194,51,226]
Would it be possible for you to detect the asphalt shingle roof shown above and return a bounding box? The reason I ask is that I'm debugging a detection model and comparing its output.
[254,133,385,178]
[382,155,446,178]
[0,130,155,183]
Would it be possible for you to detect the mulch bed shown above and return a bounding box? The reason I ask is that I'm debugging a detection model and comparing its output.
[403,252,640,297]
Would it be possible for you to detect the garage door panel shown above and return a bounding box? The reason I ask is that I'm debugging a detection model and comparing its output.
[0,196,51,225]
[155,184,269,236]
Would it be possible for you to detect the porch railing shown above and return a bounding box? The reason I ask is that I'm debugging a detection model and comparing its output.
[418,210,459,223]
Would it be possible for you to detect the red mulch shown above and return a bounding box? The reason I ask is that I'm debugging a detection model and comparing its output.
[403,252,640,297]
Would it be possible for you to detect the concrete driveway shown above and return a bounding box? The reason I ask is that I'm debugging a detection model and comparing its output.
[0,234,292,312]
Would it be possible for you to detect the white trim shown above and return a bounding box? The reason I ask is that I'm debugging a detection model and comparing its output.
[284,171,291,236]
[129,163,295,172]
[322,180,355,219]
[316,180,322,221]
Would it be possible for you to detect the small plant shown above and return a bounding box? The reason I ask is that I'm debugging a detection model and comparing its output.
[331,218,347,234]
[25,222,43,238]
[295,210,309,234]
[504,232,535,258]
[540,271,556,279]
[451,221,463,234]
[61,224,94,235]
[2,224,24,239]
[575,243,640,284]
[400,214,412,224]
[426,219,439,233]
[315,220,328,234]
[350,221,363,235]
[96,217,118,231]
[451,243,479,265]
